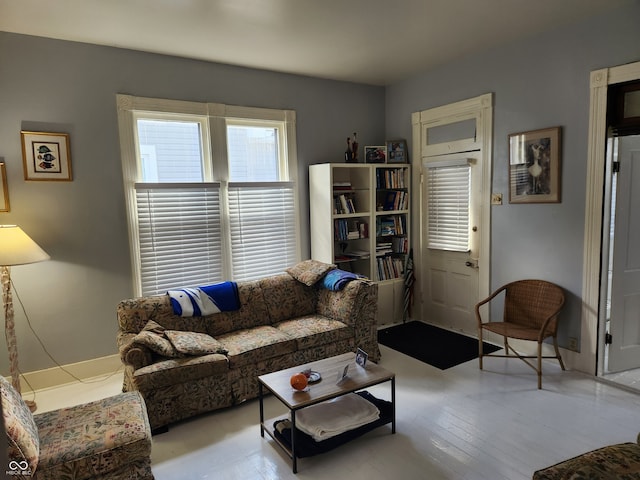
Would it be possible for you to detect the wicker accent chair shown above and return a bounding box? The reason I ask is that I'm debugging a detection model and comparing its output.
[475,279,565,389]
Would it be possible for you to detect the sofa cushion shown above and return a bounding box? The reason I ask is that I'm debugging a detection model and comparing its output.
[133,354,229,391]
[34,391,152,480]
[165,330,228,355]
[274,315,352,350]
[286,259,336,286]
[141,319,165,334]
[0,376,39,475]
[218,326,297,368]
[260,273,317,323]
[133,329,180,358]
[118,295,236,336]
[206,280,272,333]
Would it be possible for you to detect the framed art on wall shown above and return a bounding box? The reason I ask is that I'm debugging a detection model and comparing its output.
[21,130,73,181]
[509,126,561,203]
[0,162,9,212]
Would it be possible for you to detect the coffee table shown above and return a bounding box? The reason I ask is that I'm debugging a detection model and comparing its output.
[258,352,396,473]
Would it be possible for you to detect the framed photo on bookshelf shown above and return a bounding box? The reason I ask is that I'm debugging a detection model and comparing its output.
[386,139,408,164]
[365,146,386,164]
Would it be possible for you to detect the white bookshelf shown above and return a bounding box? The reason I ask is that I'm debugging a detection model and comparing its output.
[309,163,410,325]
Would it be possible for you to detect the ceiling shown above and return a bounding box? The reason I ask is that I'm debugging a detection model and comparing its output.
[0,0,633,86]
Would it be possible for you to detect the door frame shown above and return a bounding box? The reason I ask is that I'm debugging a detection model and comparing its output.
[411,93,493,325]
[581,61,640,375]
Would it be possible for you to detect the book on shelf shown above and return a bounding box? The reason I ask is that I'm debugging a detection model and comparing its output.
[381,191,407,211]
[376,255,405,280]
[334,219,368,241]
[391,236,408,253]
[376,168,407,189]
[343,249,370,259]
[376,215,406,236]
[376,241,393,256]
[335,193,356,214]
[333,181,352,190]
[358,222,368,238]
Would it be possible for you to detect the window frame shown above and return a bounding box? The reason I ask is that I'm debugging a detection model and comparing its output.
[116,94,300,296]
[133,112,213,182]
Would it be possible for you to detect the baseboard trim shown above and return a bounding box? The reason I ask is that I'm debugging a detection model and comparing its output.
[18,354,123,393]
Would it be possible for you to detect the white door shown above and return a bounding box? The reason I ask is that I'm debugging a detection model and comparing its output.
[608,140,640,372]
[421,152,481,333]
[412,94,492,336]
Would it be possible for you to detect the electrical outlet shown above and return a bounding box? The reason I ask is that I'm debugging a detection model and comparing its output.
[568,337,578,351]
[491,193,503,205]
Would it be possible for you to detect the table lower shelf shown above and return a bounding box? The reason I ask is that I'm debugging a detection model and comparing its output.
[264,391,394,459]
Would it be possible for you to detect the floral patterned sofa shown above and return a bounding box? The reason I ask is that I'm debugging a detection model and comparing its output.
[532,433,640,479]
[1,376,153,480]
[116,261,380,432]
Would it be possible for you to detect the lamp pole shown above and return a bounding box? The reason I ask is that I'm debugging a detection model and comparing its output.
[0,225,49,412]
[1,266,19,391]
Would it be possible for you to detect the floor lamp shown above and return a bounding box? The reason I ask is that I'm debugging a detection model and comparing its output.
[0,225,49,411]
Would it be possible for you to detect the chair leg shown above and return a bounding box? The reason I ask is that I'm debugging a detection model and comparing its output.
[537,342,543,389]
[478,328,484,369]
[553,336,566,370]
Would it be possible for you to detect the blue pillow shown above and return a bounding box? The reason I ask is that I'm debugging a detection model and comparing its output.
[322,269,364,291]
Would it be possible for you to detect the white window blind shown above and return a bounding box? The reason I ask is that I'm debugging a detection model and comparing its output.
[228,182,297,281]
[135,183,223,295]
[427,162,471,252]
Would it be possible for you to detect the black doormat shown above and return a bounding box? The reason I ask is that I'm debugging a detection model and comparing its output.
[378,321,501,370]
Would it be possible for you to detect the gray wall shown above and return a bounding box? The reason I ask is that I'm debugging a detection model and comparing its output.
[385,2,640,347]
[1,1,639,375]
[0,32,385,373]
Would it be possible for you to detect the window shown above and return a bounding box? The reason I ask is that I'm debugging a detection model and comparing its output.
[426,160,471,252]
[136,117,207,182]
[117,95,299,296]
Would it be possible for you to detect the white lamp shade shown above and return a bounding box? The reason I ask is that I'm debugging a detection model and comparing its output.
[0,225,50,266]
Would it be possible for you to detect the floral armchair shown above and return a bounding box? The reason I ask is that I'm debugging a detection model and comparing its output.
[1,376,153,479]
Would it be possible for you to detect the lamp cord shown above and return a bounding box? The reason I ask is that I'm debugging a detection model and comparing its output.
[10,278,123,403]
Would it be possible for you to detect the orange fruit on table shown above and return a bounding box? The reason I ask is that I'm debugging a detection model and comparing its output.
[290,373,308,391]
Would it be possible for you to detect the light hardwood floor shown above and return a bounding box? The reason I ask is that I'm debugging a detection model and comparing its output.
[31,344,640,480]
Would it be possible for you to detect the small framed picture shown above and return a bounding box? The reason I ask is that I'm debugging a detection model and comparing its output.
[21,131,73,181]
[365,146,386,164]
[387,140,408,164]
[336,364,350,384]
[0,163,9,212]
[355,348,368,368]
[508,127,561,203]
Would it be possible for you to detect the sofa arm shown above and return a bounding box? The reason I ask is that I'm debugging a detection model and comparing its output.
[117,332,153,370]
[317,279,380,361]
